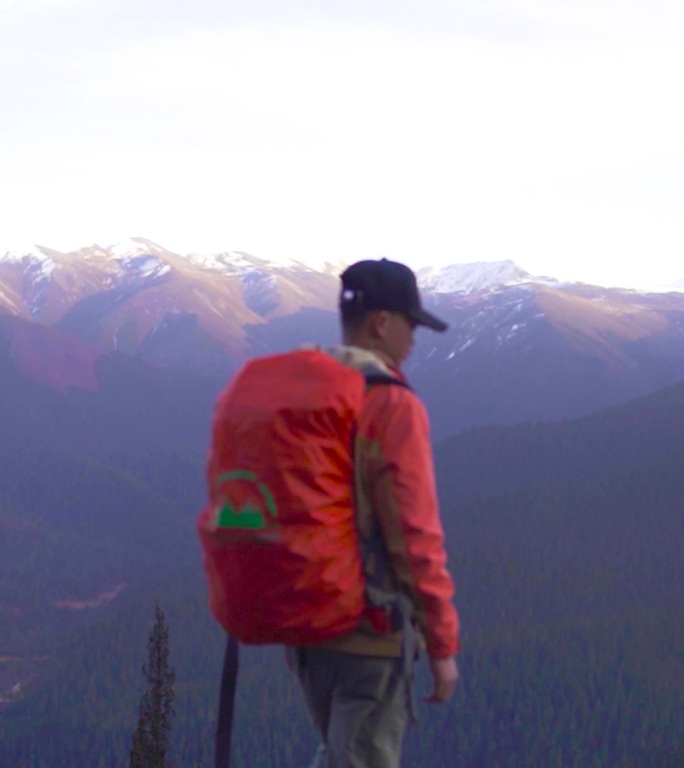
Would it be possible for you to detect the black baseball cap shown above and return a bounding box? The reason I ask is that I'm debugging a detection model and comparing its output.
[339,258,448,332]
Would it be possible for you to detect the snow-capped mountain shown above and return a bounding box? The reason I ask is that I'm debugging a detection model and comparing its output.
[0,240,593,322]
[1,240,558,371]
[416,259,547,294]
[3,237,684,438]
[1,240,537,308]
[0,238,341,367]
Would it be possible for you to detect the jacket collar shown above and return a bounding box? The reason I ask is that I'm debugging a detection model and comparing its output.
[305,344,403,381]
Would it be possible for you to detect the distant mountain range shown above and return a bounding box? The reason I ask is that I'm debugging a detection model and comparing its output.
[3,237,684,438]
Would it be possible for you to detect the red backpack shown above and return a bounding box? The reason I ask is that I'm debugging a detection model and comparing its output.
[198,348,374,646]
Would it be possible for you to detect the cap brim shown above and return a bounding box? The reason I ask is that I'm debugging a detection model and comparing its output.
[409,308,449,333]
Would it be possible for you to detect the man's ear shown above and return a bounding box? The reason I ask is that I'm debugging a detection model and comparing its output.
[370,310,392,339]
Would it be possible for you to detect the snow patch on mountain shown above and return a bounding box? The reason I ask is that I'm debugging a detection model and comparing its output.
[26,254,55,280]
[0,249,56,316]
[1,246,52,267]
[185,250,328,315]
[417,260,550,294]
[107,238,165,259]
[185,249,326,276]
[185,250,261,274]
[119,255,171,281]
[25,256,55,317]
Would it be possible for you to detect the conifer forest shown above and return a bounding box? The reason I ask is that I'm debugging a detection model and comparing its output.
[1,376,683,767]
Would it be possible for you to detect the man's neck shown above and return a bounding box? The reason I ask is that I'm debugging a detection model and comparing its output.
[341,339,399,372]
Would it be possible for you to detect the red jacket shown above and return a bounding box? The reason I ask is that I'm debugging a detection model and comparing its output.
[324,347,459,660]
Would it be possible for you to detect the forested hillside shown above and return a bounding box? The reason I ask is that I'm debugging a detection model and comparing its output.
[1,381,682,766]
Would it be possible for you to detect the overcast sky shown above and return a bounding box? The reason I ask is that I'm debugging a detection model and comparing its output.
[1,0,682,288]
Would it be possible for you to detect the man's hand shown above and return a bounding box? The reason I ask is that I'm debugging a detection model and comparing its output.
[424,656,459,704]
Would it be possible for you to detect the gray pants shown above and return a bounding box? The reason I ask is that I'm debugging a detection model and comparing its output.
[288,647,412,768]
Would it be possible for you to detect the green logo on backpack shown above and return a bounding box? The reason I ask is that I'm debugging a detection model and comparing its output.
[214,470,278,530]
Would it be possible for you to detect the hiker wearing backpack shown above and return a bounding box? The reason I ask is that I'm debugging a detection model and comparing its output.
[199,258,459,768]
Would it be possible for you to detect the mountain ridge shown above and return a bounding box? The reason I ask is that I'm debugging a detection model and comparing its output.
[434,375,684,507]
[4,238,684,438]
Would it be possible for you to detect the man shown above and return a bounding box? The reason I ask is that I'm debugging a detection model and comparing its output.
[288,258,460,768]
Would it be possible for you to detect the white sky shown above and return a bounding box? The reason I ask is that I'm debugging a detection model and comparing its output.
[1,0,683,288]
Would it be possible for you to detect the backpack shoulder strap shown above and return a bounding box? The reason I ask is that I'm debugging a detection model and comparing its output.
[363,372,412,390]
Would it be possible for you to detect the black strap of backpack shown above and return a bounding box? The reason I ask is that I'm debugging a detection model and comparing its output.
[364,372,412,390]
[215,633,239,768]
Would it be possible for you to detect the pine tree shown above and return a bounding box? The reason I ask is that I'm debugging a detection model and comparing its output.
[129,604,176,768]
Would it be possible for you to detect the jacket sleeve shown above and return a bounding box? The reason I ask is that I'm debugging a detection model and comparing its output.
[358,384,460,659]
